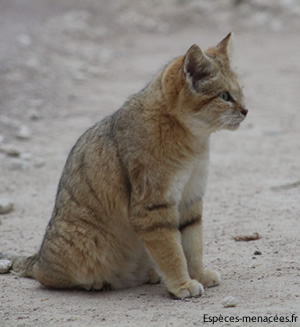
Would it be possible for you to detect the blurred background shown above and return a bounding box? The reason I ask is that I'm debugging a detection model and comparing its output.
[0,1,299,325]
[1,0,300,125]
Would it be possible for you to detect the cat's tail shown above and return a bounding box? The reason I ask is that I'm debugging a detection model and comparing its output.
[0,252,38,277]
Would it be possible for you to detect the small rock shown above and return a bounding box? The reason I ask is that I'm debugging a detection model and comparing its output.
[28,109,41,121]
[20,152,32,161]
[0,259,12,273]
[222,296,238,308]
[254,250,262,255]
[10,158,29,170]
[0,198,14,214]
[16,125,32,140]
[34,158,46,168]
[0,144,21,157]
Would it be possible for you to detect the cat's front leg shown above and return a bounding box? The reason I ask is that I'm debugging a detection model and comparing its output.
[180,199,221,288]
[130,202,204,299]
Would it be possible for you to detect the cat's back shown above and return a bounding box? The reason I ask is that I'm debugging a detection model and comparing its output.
[33,109,144,289]
[54,111,131,222]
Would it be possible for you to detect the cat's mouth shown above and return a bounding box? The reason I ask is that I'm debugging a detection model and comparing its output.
[223,114,247,131]
[197,111,247,132]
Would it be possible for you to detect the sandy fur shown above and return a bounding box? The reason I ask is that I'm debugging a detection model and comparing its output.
[1,33,247,299]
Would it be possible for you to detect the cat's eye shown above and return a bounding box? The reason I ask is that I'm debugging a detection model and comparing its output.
[219,91,233,102]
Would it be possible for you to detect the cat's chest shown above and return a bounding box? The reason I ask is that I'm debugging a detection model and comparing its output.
[170,152,209,207]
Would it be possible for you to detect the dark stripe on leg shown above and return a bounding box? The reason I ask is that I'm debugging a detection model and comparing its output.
[138,222,177,233]
[145,203,171,211]
[179,215,201,232]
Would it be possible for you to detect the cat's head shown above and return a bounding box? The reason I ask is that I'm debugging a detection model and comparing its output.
[164,33,248,134]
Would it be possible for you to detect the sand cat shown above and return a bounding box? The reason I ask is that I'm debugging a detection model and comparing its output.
[0,33,248,299]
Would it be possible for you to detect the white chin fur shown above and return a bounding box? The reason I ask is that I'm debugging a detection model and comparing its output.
[225,123,240,131]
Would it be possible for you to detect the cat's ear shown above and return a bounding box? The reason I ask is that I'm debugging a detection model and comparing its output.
[216,32,234,61]
[183,44,214,90]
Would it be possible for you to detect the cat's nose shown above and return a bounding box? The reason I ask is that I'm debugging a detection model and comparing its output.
[241,108,248,116]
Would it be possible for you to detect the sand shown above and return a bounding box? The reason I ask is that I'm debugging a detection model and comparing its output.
[0,1,299,326]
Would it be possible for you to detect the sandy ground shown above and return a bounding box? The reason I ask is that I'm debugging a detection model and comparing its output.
[0,1,300,326]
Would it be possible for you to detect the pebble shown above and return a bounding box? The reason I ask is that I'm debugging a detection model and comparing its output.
[16,125,32,140]
[0,198,14,214]
[28,109,41,121]
[10,158,29,170]
[34,158,46,168]
[222,296,238,308]
[0,144,21,157]
[20,152,32,161]
[0,259,12,273]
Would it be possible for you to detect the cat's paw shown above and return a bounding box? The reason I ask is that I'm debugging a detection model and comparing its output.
[199,269,221,288]
[169,279,204,299]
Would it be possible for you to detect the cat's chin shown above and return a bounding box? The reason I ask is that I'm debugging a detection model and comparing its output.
[214,123,240,132]
[225,123,240,131]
